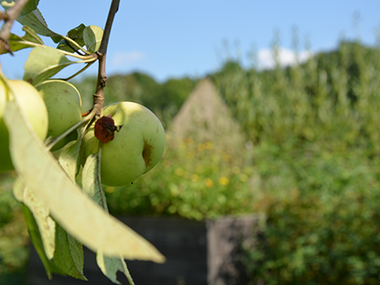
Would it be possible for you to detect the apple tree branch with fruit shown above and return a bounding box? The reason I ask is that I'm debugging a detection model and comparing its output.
[0,1,166,284]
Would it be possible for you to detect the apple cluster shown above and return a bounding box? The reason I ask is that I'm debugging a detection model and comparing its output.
[0,78,166,186]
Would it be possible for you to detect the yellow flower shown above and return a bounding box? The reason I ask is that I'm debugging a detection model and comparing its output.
[218,176,229,186]
[175,168,184,176]
[185,137,193,145]
[197,143,205,151]
[191,174,199,182]
[204,141,213,150]
[205,178,214,188]
[222,153,231,162]
[186,152,194,159]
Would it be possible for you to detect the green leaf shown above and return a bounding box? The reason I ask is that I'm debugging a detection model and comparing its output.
[82,153,107,210]
[57,24,86,53]
[97,252,135,285]
[22,205,64,279]
[82,153,135,285]
[1,0,39,15]
[17,9,61,42]
[3,84,166,263]
[67,24,86,46]
[20,0,39,16]
[58,138,81,181]
[19,10,60,42]
[21,25,44,44]
[54,223,87,280]
[83,25,103,53]
[1,26,44,55]
[1,1,60,42]
[23,46,73,85]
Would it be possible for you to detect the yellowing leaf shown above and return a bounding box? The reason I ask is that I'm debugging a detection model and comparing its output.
[14,177,86,280]
[58,139,81,181]
[23,186,56,259]
[82,153,135,284]
[3,88,165,263]
[21,205,64,279]
[12,176,55,259]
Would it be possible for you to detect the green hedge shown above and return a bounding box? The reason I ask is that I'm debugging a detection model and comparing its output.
[0,173,29,284]
[106,135,254,220]
[242,144,380,284]
[213,41,380,284]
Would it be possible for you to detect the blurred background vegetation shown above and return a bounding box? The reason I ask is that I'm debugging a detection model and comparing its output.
[2,39,380,284]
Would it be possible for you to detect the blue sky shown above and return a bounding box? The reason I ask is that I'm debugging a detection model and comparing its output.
[1,1,379,82]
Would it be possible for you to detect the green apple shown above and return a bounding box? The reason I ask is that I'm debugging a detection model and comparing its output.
[82,101,166,186]
[36,80,82,150]
[0,79,48,172]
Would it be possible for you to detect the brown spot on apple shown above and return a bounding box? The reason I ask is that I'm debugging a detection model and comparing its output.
[95,115,122,143]
[142,140,153,168]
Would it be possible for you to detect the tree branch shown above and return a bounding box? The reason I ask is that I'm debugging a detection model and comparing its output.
[0,0,30,54]
[92,0,120,118]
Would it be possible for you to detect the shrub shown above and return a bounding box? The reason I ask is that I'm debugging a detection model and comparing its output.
[106,135,255,220]
[215,41,380,284]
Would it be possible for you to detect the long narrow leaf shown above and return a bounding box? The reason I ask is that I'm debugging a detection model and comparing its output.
[12,176,55,259]
[54,223,87,280]
[82,153,135,285]
[21,205,64,279]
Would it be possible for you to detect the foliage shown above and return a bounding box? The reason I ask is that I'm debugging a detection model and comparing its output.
[0,173,29,284]
[106,134,254,220]
[2,3,380,282]
[214,42,380,147]
[212,41,380,284]
[242,144,380,284]
[0,1,164,284]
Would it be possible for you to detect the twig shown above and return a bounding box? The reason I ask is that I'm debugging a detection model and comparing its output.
[63,61,96,81]
[0,0,30,54]
[92,0,120,118]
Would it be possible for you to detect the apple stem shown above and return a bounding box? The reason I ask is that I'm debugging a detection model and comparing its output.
[92,0,120,118]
